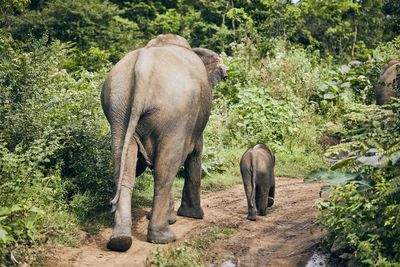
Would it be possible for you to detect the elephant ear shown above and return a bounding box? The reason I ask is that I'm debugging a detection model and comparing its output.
[193,48,227,88]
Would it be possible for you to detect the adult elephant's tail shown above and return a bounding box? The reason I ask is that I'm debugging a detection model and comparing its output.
[110,104,142,212]
[108,51,145,212]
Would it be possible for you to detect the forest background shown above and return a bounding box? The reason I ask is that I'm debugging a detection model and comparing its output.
[0,0,400,265]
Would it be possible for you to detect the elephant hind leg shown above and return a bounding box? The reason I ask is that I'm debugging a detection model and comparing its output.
[268,185,275,207]
[241,169,256,221]
[177,137,205,219]
[147,143,183,244]
[146,188,177,225]
[107,137,138,252]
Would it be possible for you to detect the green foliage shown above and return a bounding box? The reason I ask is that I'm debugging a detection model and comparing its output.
[311,38,400,117]
[2,0,400,264]
[383,1,400,42]
[274,116,327,178]
[203,41,325,178]
[8,0,141,62]
[293,0,384,62]
[0,141,79,265]
[227,85,300,147]
[309,101,400,264]
[304,36,400,264]
[0,32,112,263]
[315,152,400,265]
[312,64,373,112]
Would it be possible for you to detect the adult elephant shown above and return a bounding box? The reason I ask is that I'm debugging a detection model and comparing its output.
[375,59,400,105]
[101,34,227,252]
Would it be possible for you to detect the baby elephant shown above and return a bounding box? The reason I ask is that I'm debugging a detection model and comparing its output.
[240,144,275,221]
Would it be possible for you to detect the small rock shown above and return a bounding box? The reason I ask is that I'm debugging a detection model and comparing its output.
[221,259,236,267]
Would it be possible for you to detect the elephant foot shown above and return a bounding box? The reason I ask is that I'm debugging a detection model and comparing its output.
[147,226,176,244]
[147,210,177,225]
[258,209,267,216]
[267,197,274,207]
[106,235,132,252]
[247,210,257,221]
[177,205,204,219]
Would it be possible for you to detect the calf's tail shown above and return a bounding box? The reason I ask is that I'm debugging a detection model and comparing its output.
[250,154,256,208]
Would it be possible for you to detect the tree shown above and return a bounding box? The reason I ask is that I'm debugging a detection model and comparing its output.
[383,0,400,42]
[8,0,141,62]
[293,0,386,62]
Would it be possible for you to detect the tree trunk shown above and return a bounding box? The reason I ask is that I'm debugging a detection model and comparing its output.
[351,19,358,58]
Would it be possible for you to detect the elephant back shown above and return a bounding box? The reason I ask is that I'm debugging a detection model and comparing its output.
[376,60,400,105]
[145,34,191,50]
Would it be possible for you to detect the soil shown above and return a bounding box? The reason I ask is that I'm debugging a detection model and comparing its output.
[47,177,325,267]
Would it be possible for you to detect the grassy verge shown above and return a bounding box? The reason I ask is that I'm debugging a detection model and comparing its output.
[146,224,238,267]
[275,116,327,178]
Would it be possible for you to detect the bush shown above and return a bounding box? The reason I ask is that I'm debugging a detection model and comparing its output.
[8,0,141,62]
[307,99,400,265]
[0,141,79,265]
[202,40,326,177]
[314,148,400,265]
[227,85,301,147]
[0,33,113,263]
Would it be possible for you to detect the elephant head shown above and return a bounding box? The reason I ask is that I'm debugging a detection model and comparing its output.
[193,48,228,88]
[382,60,400,74]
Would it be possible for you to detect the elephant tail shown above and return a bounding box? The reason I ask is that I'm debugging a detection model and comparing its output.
[110,107,141,212]
[110,59,144,212]
[250,153,256,208]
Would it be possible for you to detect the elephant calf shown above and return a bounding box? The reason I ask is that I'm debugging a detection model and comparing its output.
[375,59,400,105]
[240,144,275,221]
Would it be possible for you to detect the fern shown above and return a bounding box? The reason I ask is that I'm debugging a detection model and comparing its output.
[385,176,400,198]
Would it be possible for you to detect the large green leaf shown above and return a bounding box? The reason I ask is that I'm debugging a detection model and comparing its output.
[304,168,358,185]
[331,156,357,170]
[0,227,9,243]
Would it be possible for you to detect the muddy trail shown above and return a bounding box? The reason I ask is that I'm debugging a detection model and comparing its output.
[47,177,325,267]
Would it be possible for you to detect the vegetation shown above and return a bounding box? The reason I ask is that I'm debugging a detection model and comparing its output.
[146,224,238,267]
[0,0,399,265]
[304,39,400,265]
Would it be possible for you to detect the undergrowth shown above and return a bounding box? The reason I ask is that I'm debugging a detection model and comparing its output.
[146,224,238,267]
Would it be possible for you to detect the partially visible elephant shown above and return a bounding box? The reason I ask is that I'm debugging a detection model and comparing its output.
[240,144,275,221]
[375,59,400,105]
[101,34,227,252]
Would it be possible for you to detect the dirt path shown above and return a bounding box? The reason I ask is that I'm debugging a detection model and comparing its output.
[47,177,324,267]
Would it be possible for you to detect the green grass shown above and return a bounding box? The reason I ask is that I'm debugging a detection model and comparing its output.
[146,224,238,267]
[275,148,327,178]
[274,116,328,177]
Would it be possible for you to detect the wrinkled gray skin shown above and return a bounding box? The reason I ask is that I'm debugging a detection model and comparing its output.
[101,34,227,252]
[240,144,275,221]
[376,60,400,105]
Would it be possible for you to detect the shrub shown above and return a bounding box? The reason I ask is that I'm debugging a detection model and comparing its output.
[227,85,301,148]
[8,0,141,62]
[307,99,400,265]
[0,141,79,265]
[0,33,113,263]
